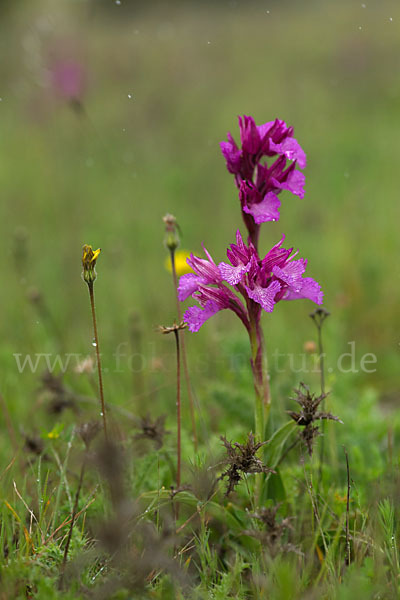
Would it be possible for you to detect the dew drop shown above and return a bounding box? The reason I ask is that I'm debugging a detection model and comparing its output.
[266,9,270,13]
[389,17,393,22]
[358,25,362,30]
[100,411,104,417]
[115,0,121,4]
[92,339,97,347]
[361,2,366,7]
[127,93,133,99]
[207,40,211,45]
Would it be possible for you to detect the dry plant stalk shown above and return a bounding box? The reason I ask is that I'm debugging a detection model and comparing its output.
[82,244,108,440]
[159,320,187,491]
[163,213,198,452]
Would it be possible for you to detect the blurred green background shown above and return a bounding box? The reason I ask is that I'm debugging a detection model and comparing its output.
[0,0,399,433]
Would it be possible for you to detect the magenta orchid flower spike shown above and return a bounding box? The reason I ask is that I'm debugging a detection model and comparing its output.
[176,113,322,494]
[220,116,306,248]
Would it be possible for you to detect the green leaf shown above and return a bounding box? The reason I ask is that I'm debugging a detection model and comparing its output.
[267,467,286,503]
[264,421,297,472]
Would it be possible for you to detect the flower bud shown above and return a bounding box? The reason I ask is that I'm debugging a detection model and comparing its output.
[163,213,180,251]
[82,244,101,284]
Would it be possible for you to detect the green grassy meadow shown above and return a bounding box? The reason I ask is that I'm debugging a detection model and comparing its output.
[1,0,400,597]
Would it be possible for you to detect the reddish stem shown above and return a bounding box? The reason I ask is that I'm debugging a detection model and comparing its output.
[88,282,108,441]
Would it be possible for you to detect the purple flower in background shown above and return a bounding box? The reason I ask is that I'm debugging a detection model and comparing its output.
[180,230,323,332]
[51,59,86,104]
[220,116,306,236]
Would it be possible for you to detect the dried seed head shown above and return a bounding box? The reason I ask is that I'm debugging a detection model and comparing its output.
[243,504,299,557]
[24,434,44,457]
[310,307,330,329]
[74,356,95,374]
[133,414,169,451]
[218,432,274,496]
[39,370,76,414]
[163,213,180,251]
[77,421,101,449]
[287,382,342,456]
[82,244,101,284]
[158,321,187,335]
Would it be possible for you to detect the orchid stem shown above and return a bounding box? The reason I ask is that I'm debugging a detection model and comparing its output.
[87,282,108,441]
[169,248,198,452]
[249,312,270,504]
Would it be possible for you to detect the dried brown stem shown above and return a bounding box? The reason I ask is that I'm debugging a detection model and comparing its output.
[87,282,108,441]
[173,328,182,491]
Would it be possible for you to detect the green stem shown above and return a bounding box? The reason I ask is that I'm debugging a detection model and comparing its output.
[249,316,270,442]
[248,311,271,506]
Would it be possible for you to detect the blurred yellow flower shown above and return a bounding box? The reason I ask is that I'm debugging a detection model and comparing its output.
[165,249,193,276]
[45,423,64,440]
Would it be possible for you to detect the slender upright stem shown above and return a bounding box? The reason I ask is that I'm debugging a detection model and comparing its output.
[173,329,182,490]
[87,282,108,441]
[248,308,270,505]
[169,248,198,452]
[59,456,86,588]
[249,311,271,443]
[317,326,326,396]
[317,321,326,479]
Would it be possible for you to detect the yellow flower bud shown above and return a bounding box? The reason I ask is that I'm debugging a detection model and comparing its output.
[82,244,101,284]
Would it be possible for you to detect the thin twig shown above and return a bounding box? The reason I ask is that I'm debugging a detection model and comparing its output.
[173,328,181,490]
[170,247,198,451]
[88,281,108,441]
[43,491,97,547]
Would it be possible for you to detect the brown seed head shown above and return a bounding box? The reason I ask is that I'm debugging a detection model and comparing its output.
[158,321,187,335]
